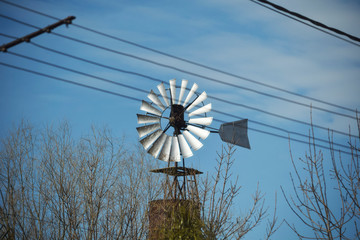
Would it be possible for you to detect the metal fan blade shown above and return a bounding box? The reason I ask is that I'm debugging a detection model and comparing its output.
[136,123,160,138]
[189,103,212,117]
[140,101,162,116]
[170,136,181,162]
[187,91,207,111]
[137,114,160,124]
[188,117,213,126]
[219,119,250,149]
[182,83,198,107]
[148,133,167,158]
[183,131,203,151]
[140,129,162,150]
[158,135,172,162]
[170,79,176,105]
[178,134,193,158]
[148,90,165,111]
[177,79,188,105]
[186,125,210,140]
[157,82,170,106]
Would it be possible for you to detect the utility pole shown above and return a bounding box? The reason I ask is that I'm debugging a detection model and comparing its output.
[1,16,76,52]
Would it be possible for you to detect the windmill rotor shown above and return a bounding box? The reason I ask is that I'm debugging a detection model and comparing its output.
[137,78,250,162]
[137,79,212,162]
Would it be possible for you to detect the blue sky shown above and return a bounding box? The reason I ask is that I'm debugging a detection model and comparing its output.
[1,0,360,238]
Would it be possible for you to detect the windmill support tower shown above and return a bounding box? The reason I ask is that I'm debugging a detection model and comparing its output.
[148,166,202,239]
[136,79,250,239]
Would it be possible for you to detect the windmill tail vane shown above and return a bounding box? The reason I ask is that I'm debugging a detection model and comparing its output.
[136,78,250,162]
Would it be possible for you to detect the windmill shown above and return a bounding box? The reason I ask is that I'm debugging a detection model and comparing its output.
[136,78,250,238]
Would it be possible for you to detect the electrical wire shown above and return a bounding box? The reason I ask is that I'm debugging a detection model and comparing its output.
[0,61,141,102]
[0,9,358,120]
[48,31,360,121]
[5,49,351,150]
[0,15,358,138]
[0,61,355,156]
[250,0,360,45]
[3,42,356,139]
[0,0,357,115]
[17,41,357,138]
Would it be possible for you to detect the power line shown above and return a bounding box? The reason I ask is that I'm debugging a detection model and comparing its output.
[0,60,354,156]
[35,34,360,121]
[5,49,351,150]
[0,1,357,115]
[0,16,75,52]
[250,0,360,45]
[1,13,356,122]
[0,61,141,102]
[20,40,357,138]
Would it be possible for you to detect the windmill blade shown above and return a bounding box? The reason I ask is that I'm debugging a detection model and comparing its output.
[157,82,170,106]
[219,119,250,149]
[183,131,203,151]
[178,134,193,158]
[187,91,207,111]
[140,100,162,116]
[170,136,181,162]
[136,123,161,138]
[140,129,162,150]
[148,90,165,111]
[186,125,210,140]
[169,79,176,104]
[158,135,172,161]
[137,114,160,124]
[189,103,212,117]
[148,133,167,158]
[177,79,188,105]
[188,117,213,126]
[182,83,198,107]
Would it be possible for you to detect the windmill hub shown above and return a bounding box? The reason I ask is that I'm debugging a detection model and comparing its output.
[170,104,186,130]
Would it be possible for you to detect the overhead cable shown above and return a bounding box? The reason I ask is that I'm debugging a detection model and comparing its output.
[0,15,75,52]
[18,41,357,138]
[0,61,141,102]
[0,1,357,115]
[1,13,355,122]
[0,61,354,156]
[3,50,356,147]
[250,0,360,45]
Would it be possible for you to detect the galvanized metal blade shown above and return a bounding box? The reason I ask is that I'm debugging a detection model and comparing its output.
[169,79,176,105]
[157,82,170,106]
[170,136,181,162]
[140,100,162,116]
[183,130,203,151]
[189,103,212,117]
[148,133,167,158]
[140,129,162,150]
[219,119,250,149]
[186,125,210,140]
[178,134,193,158]
[148,90,165,111]
[137,114,160,124]
[177,79,188,105]
[158,135,172,162]
[182,82,198,107]
[187,91,207,111]
[136,123,160,138]
[188,117,213,126]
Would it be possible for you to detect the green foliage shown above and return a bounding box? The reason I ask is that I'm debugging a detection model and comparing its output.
[159,201,205,240]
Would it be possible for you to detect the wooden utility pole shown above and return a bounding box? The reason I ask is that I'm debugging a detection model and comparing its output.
[1,16,75,52]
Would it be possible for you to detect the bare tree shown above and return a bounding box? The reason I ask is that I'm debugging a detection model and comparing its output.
[283,114,360,239]
[0,121,280,239]
[0,121,162,239]
[200,144,281,239]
